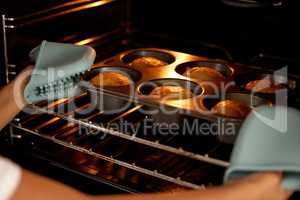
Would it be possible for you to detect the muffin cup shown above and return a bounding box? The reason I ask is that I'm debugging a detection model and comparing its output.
[137,78,203,126]
[82,66,141,114]
[122,50,175,67]
[234,72,297,102]
[202,93,271,144]
[175,60,234,81]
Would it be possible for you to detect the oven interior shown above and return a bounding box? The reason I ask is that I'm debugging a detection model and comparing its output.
[1,0,300,196]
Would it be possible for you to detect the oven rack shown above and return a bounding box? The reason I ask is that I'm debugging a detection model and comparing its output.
[25,104,230,169]
[10,123,205,190]
[9,93,230,190]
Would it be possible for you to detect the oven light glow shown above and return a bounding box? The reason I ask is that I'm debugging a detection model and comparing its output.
[86,0,113,8]
[75,38,95,45]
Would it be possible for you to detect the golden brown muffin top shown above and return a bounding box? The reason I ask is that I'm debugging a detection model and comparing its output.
[90,72,131,87]
[183,67,225,81]
[130,57,167,68]
[211,99,252,118]
[149,86,194,100]
[245,79,286,94]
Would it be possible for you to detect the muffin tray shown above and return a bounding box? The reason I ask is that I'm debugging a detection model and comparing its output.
[81,48,237,120]
[80,48,300,142]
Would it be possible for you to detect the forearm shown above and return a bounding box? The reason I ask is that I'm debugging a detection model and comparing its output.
[12,170,88,200]
[11,169,241,200]
[0,81,26,130]
[92,187,240,200]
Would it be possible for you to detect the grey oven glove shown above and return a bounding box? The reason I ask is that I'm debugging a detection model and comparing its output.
[24,40,96,104]
[224,106,300,190]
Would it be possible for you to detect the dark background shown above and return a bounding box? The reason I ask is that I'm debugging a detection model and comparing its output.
[0,0,298,83]
[131,0,298,63]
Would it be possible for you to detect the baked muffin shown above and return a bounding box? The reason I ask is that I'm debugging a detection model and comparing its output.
[90,72,131,87]
[130,57,167,68]
[245,79,286,94]
[183,67,225,81]
[150,86,194,100]
[211,100,252,118]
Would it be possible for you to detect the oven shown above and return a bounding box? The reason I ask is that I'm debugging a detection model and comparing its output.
[1,0,299,196]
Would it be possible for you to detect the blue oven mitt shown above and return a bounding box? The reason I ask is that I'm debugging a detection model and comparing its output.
[24,40,96,104]
[224,106,300,190]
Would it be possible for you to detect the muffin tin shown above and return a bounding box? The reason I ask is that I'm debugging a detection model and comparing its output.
[80,48,299,143]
